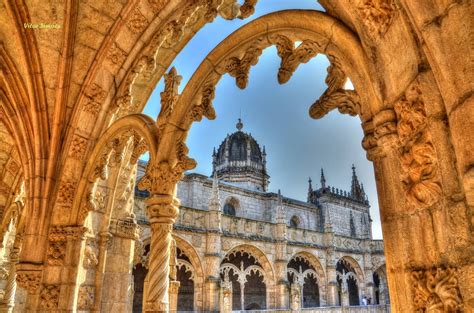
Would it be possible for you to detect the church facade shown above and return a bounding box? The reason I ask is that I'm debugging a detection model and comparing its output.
[132,120,389,312]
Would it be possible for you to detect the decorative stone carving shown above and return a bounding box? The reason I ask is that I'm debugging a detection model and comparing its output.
[5,158,19,173]
[83,241,99,269]
[148,0,167,14]
[394,83,441,209]
[357,0,397,38]
[270,34,321,84]
[57,181,76,205]
[69,134,88,160]
[138,142,196,195]
[126,8,148,34]
[131,137,149,165]
[309,57,361,119]
[0,266,8,279]
[111,216,140,239]
[107,42,127,66]
[47,241,67,266]
[412,267,463,312]
[158,67,181,125]
[92,153,109,181]
[186,81,217,125]
[16,271,41,293]
[78,285,95,310]
[220,38,265,89]
[40,285,60,309]
[83,83,106,115]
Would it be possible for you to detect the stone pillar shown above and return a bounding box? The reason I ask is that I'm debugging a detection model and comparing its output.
[92,231,112,313]
[324,234,337,306]
[144,194,179,312]
[274,191,289,309]
[220,280,232,313]
[204,277,220,312]
[364,84,472,313]
[0,244,20,313]
[168,281,180,312]
[204,173,222,313]
[100,216,139,312]
[289,283,301,311]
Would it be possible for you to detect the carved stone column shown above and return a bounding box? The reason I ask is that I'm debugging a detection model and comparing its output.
[99,216,139,312]
[92,231,112,313]
[220,281,232,313]
[204,173,222,312]
[144,194,179,312]
[274,191,289,309]
[168,280,180,312]
[289,283,301,311]
[0,244,20,313]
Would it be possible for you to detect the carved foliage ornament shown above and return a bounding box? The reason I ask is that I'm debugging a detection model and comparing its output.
[127,8,148,34]
[270,35,321,84]
[159,67,182,125]
[412,267,463,312]
[394,84,441,208]
[40,285,60,309]
[16,271,41,293]
[309,58,361,119]
[138,142,196,195]
[83,83,106,115]
[78,285,95,310]
[357,0,397,38]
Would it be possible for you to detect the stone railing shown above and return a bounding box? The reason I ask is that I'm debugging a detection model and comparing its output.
[231,304,391,313]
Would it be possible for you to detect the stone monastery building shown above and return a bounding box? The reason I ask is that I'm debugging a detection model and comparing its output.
[132,119,389,312]
[0,0,471,312]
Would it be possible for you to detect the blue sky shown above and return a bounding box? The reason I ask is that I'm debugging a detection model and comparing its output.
[143,0,383,239]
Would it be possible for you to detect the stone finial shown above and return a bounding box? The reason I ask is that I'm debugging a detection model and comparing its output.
[236,118,243,131]
[320,168,326,189]
[350,164,363,201]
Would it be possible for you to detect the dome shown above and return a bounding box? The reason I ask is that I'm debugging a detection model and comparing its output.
[216,129,263,164]
[212,118,269,191]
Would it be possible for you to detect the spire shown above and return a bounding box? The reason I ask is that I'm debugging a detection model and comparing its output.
[320,168,326,189]
[351,164,362,201]
[236,118,243,131]
[308,177,313,193]
[209,171,221,211]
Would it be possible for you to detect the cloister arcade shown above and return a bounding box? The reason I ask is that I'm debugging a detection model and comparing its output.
[0,0,472,312]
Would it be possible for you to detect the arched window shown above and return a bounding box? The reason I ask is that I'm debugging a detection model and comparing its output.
[223,197,240,216]
[290,215,300,228]
[223,203,236,215]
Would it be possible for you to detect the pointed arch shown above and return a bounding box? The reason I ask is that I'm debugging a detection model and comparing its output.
[337,255,364,282]
[224,244,275,283]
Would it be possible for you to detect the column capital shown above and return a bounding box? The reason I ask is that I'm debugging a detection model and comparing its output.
[146,194,180,223]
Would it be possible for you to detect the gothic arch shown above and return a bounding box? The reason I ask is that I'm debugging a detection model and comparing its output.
[173,235,204,284]
[223,244,275,283]
[156,10,383,168]
[337,256,364,283]
[288,251,326,283]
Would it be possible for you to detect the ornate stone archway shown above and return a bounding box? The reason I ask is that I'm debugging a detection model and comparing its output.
[0,1,471,312]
